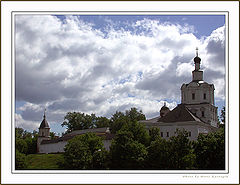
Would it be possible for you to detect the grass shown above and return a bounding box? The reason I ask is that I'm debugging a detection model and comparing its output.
[25,153,64,170]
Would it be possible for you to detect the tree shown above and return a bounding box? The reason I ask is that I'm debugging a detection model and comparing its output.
[149,127,160,142]
[16,138,28,154]
[194,127,225,170]
[63,133,107,169]
[15,150,27,170]
[220,106,225,127]
[95,116,110,128]
[110,107,146,133]
[125,108,146,122]
[109,111,128,133]
[167,129,195,169]
[109,130,148,169]
[109,121,149,169]
[120,121,150,146]
[62,112,110,133]
[15,128,38,155]
[146,137,170,169]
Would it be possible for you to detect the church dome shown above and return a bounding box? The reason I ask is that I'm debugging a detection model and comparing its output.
[160,105,170,111]
[194,56,201,63]
[160,103,170,117]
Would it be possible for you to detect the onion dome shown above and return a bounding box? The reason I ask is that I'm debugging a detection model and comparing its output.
[194,47,201,63]
[194,56,201,63]
[160,102,170,117]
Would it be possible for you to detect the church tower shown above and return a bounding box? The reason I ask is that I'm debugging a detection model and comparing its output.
[37,109,50,153]
[181,49,218,127]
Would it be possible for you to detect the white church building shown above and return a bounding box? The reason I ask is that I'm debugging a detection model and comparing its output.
[140,49,218,140]
[37,50,219,153]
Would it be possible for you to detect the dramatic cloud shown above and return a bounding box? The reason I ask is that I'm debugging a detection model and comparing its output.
[15,15,225,132]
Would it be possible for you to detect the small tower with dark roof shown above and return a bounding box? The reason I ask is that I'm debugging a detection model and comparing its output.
[37,109,50,153]
[192,47,203,81]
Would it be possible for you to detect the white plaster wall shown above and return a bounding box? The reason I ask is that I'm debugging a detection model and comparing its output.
[148,123,214,141]
[39,141,67,153]
[181,83,214,105]
[39,139,112,153]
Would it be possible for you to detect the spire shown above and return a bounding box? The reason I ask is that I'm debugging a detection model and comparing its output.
[39,108,49,129]
[196,47,198,57]
[43,108,46,119]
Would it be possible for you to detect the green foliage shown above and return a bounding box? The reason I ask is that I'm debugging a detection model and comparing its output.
[146,129,195,170]
[16,138,28,154]
[110,130,148,169]
[146,137,169,169]
[15,128,38,155]
[121,121,150,146]
[167,129,195,169]
[95,116,110,128]
[109,121,149,169]
[149,127,160,142]
[220,106,225,124]
[194,128,225,170]
[15,150,27,170]
[63,133,107,169]
[110,107,146,133]
[62,112,110,133]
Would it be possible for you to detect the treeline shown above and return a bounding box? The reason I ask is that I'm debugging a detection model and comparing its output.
[16,107,225,170]
[61,107,146,134]
[60,107,225,170]
[15,128,38,169]
[60,121,225,170]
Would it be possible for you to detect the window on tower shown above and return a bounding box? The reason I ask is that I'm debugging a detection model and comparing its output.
[201,111,205,117]
[204,93,206,100]
[160,132,163,137]
[192,93,195,100]
[166,132,169,137]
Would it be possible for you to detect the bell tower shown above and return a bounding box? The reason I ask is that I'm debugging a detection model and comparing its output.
[37,109,50,153]
[181,49,218,127]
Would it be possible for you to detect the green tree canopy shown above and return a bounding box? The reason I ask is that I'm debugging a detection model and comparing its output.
[194,127,225,170]
[168,129,195,169]
[63,133,107,169]
[62,112,110,133]
[15,128,38,155]
[110,107,146,133]
[109,121,149,169]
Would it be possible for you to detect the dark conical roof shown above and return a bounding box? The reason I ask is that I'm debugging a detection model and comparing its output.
[39,111,49,128]
[39,118,49,128]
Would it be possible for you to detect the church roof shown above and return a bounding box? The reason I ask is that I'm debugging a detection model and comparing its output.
[40,127,115,145]
[157,104,202,123]
[39,117,49,128]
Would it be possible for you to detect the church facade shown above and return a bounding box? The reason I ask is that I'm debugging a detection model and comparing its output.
[37,50,219,153]
[140,49,218,140]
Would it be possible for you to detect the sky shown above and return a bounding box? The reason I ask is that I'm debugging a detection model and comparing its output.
[15,14,226,134]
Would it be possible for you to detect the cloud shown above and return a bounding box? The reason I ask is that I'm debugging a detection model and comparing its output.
[15,15,226,132]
